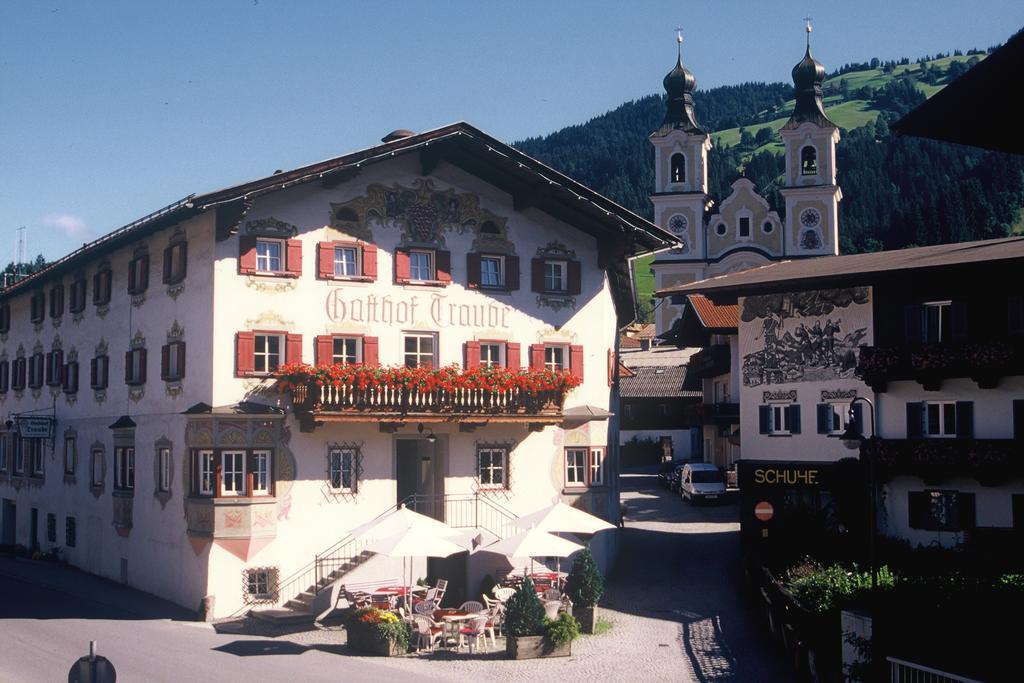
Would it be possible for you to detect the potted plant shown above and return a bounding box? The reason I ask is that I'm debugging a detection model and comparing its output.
[504,578,575,659]
[346,607,412,656]
[565,546,604,633]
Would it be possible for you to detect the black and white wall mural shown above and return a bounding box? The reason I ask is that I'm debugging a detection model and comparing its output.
[740,287,871,387]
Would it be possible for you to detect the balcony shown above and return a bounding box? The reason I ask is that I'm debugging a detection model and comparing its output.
[857,341,1024,392]
[691,344,731,379]
[186,495,278,561]
[861,438,1023,486]
[697,402,740,425]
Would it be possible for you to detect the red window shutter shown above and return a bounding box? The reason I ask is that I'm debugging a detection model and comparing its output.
[394,249,411,283]
[362,243,378,280]
[436,250,452,284]
[531,258,545,292]
[465,341,481,369]
[466,253,482,289]
[505,255,520,291]
[363,337,379,366]
[239,236,258,274]
[236,332,255,376]
[285,239,303,278]
[507,342,521,369]
[177,342,186,379]
[317,242,334,279]
[567,260,582,295]
[315,335,334,366]
[570,345,584,380]
[529,344,545,371]
[162,247,173,284]
[161,344,170,380]
[285,333,303,364]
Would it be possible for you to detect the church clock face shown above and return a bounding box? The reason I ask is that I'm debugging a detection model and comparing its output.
[799,208,821,229]
[668,213,688,235]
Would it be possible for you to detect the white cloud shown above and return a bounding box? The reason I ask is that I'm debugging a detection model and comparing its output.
[41,213,91,241]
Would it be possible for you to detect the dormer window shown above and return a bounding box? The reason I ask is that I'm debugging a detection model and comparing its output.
[801,145,818,176]
[670,153,686,183]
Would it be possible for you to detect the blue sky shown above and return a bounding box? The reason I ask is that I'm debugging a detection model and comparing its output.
[2,1,1021,262]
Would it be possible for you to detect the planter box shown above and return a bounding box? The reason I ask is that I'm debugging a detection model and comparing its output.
[573,605,598,634]
[506,635,571,659]
[346,621,405,656]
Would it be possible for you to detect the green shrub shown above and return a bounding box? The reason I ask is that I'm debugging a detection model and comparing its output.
[786,564,895,613]
[503,578,547,637]
[545,612,580,646]
[565,547,604,607]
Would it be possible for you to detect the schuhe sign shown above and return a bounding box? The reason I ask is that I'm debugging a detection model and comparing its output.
[325,291,512,329]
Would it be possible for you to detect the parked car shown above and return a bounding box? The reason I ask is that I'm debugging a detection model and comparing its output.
[668,463,687,493]
[679,463,726,503]
[657,460,683,488]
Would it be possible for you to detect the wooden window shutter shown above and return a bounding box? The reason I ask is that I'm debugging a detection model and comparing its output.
[436,250,452,284]
[851,403,864,436]
[236,332,255,376]
[178,242,188,282]
[138,348,147,383]
[162,246,173,284]
[128,258,138,292]
[161,344,170,380]
[567,260,582,295]
[285,333,303,363]
[394,248,411,283]
[124,351,132,383]
[787,404,801,434]
[531,258,544,293]
[315,335,334,366]
[816,404,831,434]
[285,239,303,278]
[362,243,378,280]
[529,344,545,371]
[569,345,584,380]
[466,253,482,289]
[955,401,974,438]
[90,358,98,389]
[239,236,258,274]
[177,342,186,379]
[758,405,771,434]
[465,341,481,369]
[317,242,334,279]
[906,402,924,438]
[950,301,969,342]
[903,304,923,344]
[363,337,379,366]
[505,255,520,291]
[507,342,521,369]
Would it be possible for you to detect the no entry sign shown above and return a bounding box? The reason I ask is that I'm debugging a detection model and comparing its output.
[754,501,774,522]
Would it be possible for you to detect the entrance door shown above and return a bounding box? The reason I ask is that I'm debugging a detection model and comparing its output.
[395,438,444,520]
[30,507,39,552]
[1,500,15,546]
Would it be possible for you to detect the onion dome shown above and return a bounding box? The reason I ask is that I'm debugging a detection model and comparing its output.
[654,50,703,136]
[784,33,835,130]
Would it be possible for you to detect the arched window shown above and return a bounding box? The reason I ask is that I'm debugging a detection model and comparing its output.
[801,145,818,176]
[670,153,686,183]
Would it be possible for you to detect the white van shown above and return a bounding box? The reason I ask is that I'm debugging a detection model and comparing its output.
[679,463,726,503]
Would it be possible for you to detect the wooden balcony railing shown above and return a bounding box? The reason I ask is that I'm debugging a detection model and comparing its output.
[857,341,1024,392]
[861,438,1022,486]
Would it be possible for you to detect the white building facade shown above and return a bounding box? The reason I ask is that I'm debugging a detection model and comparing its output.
[0,123,675,617]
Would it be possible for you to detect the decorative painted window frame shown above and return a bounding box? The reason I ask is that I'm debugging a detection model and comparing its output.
[154,436,173,506]
[89,442,106,497]
[63,428,77,482]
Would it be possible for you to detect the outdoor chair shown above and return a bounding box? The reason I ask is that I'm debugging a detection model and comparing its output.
[542,588,561,602]
[483,599,502,645]
[434,578,448,604]
[458,616,490,654]
[458,600,484,613]
[412,615,444,652]
[422,587,438,604]
[543,599,561,620]
[413,600,436,616]
[492,587,515,602]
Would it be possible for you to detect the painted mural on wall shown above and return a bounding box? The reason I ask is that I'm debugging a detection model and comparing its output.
[330,178,511,248]
[741,287,870,387]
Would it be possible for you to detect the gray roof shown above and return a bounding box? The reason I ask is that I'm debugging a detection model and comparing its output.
[656,236,1024,301]
[619,365,701,398]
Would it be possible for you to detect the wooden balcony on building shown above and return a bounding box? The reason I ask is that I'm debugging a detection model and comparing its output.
[292,382,568,431]
[861,437,1022,486]
[697,402,740,425]
[857,341,1024,392]
[691,344,732,379]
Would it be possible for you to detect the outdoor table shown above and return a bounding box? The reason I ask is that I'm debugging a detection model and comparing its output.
[434,609,484,649]
[374,585,425,609]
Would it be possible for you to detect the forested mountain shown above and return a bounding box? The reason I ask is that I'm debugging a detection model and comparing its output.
[515,50,1024,260]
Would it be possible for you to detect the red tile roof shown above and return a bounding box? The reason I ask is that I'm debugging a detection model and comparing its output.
[688,294,738,330]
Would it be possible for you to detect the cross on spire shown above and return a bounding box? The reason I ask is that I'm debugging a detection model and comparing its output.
[803,14,813,48]
[676,26,683,59]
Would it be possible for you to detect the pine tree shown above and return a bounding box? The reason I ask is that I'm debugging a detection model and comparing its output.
[565,547,605,607]
[503,578,546,637]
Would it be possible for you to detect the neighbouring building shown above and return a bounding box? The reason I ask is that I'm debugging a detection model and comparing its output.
[617,359,701,464]
[658,237,1024,555]
[0,122,675,617]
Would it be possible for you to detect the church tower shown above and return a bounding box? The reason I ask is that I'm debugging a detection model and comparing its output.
[779,20,842,256]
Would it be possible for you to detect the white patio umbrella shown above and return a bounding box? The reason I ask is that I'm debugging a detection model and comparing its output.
[514,501,616,535]
[362,522,472,605]
[349,504,464,542]
[479,525,584,578]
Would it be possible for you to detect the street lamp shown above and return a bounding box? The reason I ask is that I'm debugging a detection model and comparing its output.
[838,396,878,594]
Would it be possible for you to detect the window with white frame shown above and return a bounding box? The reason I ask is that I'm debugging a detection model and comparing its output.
[564,448,606,488]
[197,450,215,495]
[0,433,8,472]
[14,437,25,474]
[409,250,434,281]
[125,348,146,385]
[333,246,359,277]
[28,438,44,477]
[544,345,567,372]
[244,567,278,603]
[480,256,503,288]
[91,449,104,486]
[404,332,436,368]
[477,447,507,489]
[922,301,952,343]
[251,450,270,495]
[328,447,356,492]
[254,334,283,373]
[827,402,850,435]
[64,436,77,475]
[332,337,360,365]
[770,405,791,435]
[544,260,566,292]
[221,451,245,496]
[589,448,605,486]
[480,342,504,368]
[114,447,134,491]
[925,401,958,438]
[255,239,283,272]
[157,447,171,493]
